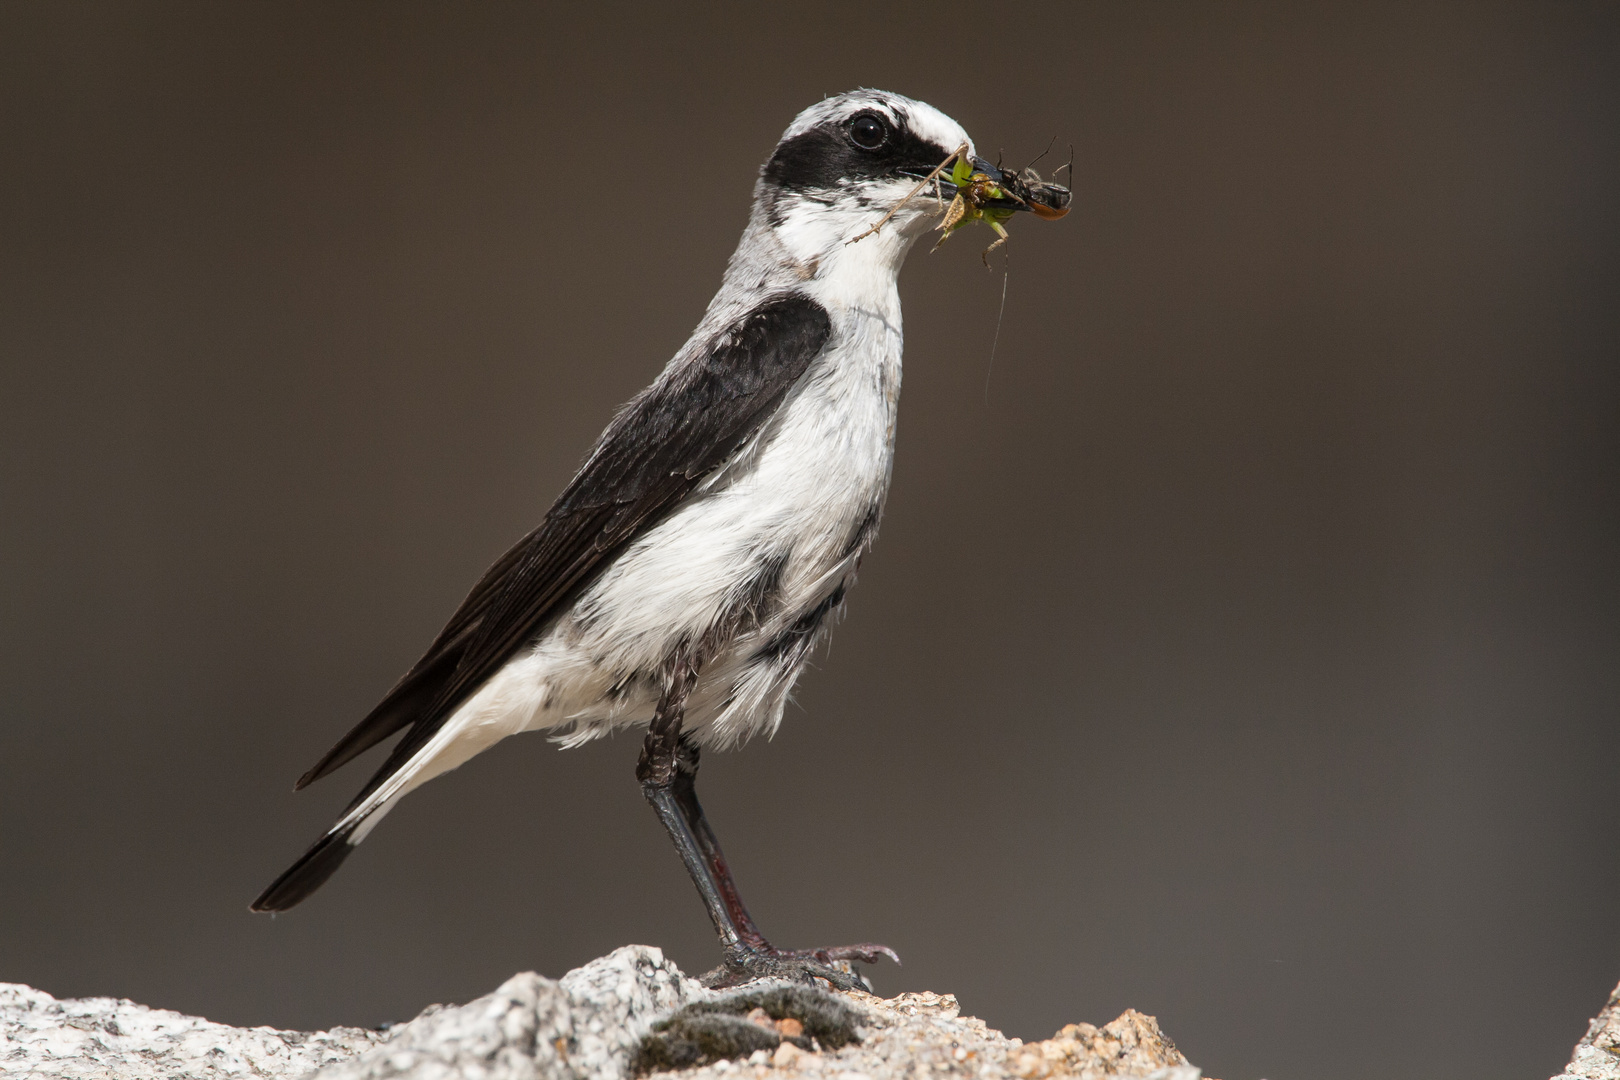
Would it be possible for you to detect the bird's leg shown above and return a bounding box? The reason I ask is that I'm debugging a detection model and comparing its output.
[637,658,743,952]
[667,738,900,989]
[667,736,770,953]
[637,664,898,990]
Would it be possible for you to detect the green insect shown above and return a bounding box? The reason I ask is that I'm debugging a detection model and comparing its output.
[932,155,1021,258]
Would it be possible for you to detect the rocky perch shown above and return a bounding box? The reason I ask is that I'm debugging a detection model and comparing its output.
[1,947,1197,1080]
[8,944,1618,1080]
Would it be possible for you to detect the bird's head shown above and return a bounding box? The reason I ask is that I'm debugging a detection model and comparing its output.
[753,89,1067,273]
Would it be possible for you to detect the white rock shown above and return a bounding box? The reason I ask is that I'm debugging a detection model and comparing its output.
[1553,981,1620,1080]
[310,946,706,1080]
[0,943,1214,1080]
[0,980,382,1079]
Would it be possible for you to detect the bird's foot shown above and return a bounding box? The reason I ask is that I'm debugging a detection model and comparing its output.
[700,942,900,992]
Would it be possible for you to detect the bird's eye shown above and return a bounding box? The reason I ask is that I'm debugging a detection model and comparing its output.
[849,113,888,150]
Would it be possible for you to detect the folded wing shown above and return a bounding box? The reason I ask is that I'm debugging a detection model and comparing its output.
[251,294,832,911]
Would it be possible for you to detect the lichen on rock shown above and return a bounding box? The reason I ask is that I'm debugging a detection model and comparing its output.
[633,985,867,1074]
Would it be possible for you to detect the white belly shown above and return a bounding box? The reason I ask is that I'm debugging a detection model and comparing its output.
[412,299,905,789]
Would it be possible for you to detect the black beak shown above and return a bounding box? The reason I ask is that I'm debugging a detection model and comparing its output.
[898,166,960,198]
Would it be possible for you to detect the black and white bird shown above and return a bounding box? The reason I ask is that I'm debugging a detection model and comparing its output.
[253,89,1065,987]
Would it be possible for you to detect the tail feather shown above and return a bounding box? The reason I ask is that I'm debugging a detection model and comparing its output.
[253,716,467,911]
[250,822,360,912]
[256,689,497,912]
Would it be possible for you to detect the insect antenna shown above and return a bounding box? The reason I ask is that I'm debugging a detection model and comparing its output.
[1021,135,1060,175]
[1055,143,1075,182]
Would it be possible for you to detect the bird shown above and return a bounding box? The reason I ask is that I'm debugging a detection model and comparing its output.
[252,89,1068,988]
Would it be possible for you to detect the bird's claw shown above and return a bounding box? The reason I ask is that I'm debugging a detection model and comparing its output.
[700,942,900,991]
[774,943,901,967]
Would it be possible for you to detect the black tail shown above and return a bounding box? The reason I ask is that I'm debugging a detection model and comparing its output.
[250,823,359,912]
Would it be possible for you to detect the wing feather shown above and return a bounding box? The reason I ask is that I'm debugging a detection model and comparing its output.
[299,295,833,807]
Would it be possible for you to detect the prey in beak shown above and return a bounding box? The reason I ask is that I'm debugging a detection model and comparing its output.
[930,154,1071,262]
[847,143,1071,256]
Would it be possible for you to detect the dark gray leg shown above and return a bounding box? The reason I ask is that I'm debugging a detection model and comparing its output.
[636,664,898,989]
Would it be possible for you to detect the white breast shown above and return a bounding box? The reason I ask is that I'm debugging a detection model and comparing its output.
[536,278,904,746]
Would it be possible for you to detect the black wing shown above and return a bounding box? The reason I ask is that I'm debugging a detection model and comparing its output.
[297,295,832,805]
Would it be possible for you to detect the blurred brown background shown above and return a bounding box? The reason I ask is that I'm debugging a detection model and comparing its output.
[3,4,1617,1078]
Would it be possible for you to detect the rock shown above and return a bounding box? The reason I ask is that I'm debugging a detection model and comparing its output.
[1554,980,1620,1080]
[1000,1014,1194,1080]
[0,980,384,1079]
[292,947,704,1080]
[0,946,1195,1080]
[808,989,1195,1080]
